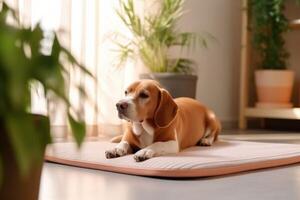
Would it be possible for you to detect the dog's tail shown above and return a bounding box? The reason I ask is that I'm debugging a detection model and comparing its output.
[205,109,221,142]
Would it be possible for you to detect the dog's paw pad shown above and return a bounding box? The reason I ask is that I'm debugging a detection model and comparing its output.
[134,149,155,162]
[105,148,127,159]
[105,150,116,159]
[199,139,213,146]
[133,154,148,162]
[116,148,127,156]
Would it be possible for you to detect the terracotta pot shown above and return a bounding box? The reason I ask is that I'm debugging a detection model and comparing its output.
[0,115,48,200]
[139,73,198,98]
[255,70,295,108]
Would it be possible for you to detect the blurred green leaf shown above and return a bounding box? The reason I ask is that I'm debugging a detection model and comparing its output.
[61,47,94,77]
[0,2,19,24]
[51,35,61,61]
[34,114,52,147]
[68,113,85,147]
[27,25,43,57]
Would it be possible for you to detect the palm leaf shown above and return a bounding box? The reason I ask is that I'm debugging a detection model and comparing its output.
[68,112,85,147]
[114,0,212,73]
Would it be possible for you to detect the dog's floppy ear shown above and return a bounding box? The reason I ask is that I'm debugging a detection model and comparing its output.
[154,89,178,128]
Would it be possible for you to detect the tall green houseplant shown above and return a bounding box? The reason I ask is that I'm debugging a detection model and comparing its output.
[250,0,295,108]
[250,0,290,69]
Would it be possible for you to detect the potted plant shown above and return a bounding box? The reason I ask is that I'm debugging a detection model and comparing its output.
[0,3,91,200]
[114,0,210,98]
[251,0,294,108]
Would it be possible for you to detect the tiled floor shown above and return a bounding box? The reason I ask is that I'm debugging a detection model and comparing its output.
[39,130,300,200]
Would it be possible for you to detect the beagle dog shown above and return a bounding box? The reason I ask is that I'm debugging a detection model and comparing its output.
[105,80,221,162]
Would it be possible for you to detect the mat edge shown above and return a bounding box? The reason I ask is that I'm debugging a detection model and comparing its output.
[44,155,300,178]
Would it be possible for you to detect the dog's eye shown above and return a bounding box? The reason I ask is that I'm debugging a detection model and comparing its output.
[139,92,149,99]
[125,91,128,95]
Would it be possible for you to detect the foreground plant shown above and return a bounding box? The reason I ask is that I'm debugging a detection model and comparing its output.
[0,2,92,183]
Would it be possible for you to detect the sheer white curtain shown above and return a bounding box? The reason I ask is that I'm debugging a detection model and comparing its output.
[5,0,143,135]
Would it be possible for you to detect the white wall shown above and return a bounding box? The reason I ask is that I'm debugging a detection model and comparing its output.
[178,0,242,126]
[177,0,299,127]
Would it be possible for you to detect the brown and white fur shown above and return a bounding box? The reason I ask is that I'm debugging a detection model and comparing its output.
[105,80,221,162]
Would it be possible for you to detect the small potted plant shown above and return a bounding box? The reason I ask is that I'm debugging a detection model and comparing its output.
[0,3,91,200]
[251,0,294,108]
[114,0,210,98]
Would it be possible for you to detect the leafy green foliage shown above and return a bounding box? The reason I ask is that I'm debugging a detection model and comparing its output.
[0,3,92,179]
[250,0,290,69]
[68,113,86,146]
[115,0,210,73]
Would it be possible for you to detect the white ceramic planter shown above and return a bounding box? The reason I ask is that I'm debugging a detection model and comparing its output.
[255,70,295,108]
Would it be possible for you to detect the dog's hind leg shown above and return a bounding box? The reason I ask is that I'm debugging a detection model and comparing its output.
[110,135,123,143]
[199,129,215,146]
[199,109,221,146]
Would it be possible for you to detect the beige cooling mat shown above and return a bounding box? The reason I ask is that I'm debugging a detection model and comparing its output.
[45,140,300,178]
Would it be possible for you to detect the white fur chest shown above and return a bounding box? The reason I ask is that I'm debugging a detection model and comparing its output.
[132,122,154,148]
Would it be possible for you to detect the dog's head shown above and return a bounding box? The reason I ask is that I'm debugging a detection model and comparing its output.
[116,80,178,128]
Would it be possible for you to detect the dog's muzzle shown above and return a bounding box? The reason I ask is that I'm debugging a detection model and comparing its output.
[116,101,129,119]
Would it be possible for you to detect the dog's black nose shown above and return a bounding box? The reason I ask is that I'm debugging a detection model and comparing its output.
[116,102,128,111]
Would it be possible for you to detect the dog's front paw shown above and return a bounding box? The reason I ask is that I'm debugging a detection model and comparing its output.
[199,138,214,146]
[134,149,155,162]
[105,147,127,159]
[105,141,131,159]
